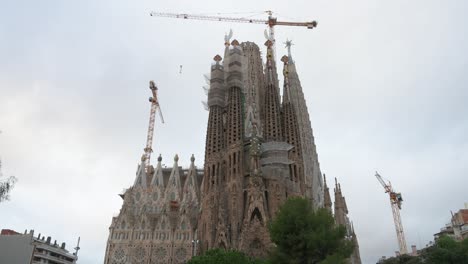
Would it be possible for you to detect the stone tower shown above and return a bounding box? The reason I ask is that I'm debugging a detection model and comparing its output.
[333,178,362,264]
[198,37,325,258]
[323,174,333,213]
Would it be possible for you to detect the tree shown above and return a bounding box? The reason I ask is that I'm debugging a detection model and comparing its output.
[0,159,17,202]
[378,254,422,264]
[379,236,468,264]
[268,197,354,264]
[426,236,468,264]
[187,248,264,264]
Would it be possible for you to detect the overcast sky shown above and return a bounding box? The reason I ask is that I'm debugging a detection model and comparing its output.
[1,0,467,263]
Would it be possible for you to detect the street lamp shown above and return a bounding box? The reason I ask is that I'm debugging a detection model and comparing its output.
[191,239,199,257]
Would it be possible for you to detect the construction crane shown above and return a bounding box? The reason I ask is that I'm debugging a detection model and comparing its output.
[149,11,317,58]
[375,171,408,255]
[73,237,80,264]
[143,81,164,171]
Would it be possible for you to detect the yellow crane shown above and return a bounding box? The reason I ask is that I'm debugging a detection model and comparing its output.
[143,81,164,172]
[149,11,317,29]
[149,11,318,59]
[375,171,408,254]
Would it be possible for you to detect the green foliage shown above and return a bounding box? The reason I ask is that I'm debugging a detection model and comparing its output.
[0,175,17,203]
[378,254,422,264]
[425,235,468,264]
[187,248,265,264]
[268,197,354,264]
[379,236,468,264]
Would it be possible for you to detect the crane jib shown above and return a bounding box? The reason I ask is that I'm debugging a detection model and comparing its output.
[149,11,317,30]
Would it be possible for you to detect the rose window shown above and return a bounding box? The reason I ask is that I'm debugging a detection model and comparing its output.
[175,247,187,262]
[133,247,146,262]
[153,247,167,259]
[113,248,125,260]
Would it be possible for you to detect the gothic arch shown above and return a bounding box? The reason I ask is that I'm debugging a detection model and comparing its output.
[250,207,263,223]
[245,191,267,227]
[218,241,227,249]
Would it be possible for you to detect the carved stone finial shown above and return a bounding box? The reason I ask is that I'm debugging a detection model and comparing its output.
[284,39,297,64]
[231,39,239,46]
[282,55,289,77]
[190,154,195,163]
[281,55,289,63]
[264,40,272,47]
[141,154,147,162]
[174,154,179,162]
[149,80,156,90]
[224,29,233,46]
[213,54,222,62]
[157,154,162,162]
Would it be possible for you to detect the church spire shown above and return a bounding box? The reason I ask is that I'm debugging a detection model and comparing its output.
[150,154,164,187]
[205,54,226,162]
[285,39,294,64]
[334,178,349,226]
[281,55,303,186]
[265,40,275,85]
[225,39,244,145]
[223,29,233,66]
[262,40,283,142]
[281,40,323,207]
[333,178,362,263]
[323,174,332,213]
[334,178,346,226]
[281,55,291,103]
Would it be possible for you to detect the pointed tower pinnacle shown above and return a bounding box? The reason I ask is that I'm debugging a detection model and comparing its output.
[265,40,275,85]
[281,55,290,103]
[284,39,294,63]
[224,29,233,60]
[281,54,303,185]
[263,40,283,142]
[224,29,233,47]
[150,154,164,186]
[323,174,332,213]
[334,178,349,226]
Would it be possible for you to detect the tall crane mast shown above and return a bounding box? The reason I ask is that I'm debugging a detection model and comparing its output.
[149,11,317,59]
[143,81,164,171]
[375,172,408,255]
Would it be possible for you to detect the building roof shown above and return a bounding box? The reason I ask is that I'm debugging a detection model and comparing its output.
[0,229,20,235]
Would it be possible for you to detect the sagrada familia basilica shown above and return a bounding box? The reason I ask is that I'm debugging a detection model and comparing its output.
[103,33,361,264]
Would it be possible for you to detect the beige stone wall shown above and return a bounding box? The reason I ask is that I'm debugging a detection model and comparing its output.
[104,157,202,264]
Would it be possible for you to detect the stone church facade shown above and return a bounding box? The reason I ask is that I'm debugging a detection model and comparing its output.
[104,35,361,263]
[198,38,326,258]
[104,154,203,264]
